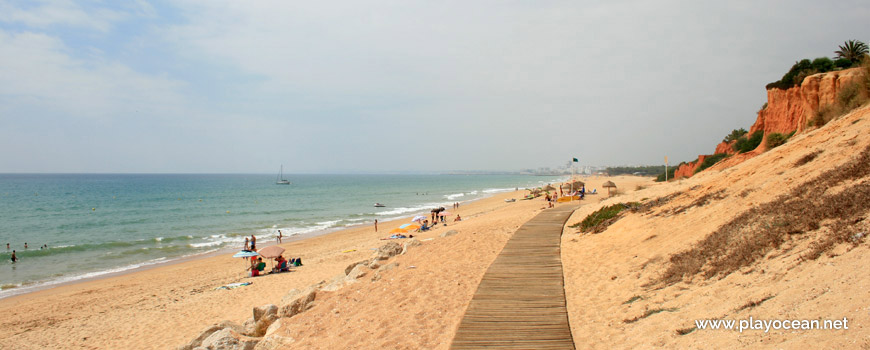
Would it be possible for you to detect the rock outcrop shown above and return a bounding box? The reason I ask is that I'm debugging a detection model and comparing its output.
[673,68,863,179]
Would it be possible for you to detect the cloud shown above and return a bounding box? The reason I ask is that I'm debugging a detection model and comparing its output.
[0,0,125,32]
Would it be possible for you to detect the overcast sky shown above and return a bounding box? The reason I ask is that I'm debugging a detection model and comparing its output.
[0,1,867,173]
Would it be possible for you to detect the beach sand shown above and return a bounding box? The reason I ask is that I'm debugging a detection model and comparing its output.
[6,103,866,350]
[0,178,644,350]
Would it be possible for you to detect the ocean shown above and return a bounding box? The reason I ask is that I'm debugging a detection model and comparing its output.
[0,173,562,298]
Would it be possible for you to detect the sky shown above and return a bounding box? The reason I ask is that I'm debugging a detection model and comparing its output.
[0,0,868,174]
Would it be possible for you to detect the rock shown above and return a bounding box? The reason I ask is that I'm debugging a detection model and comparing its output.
[243,318,256,336]
[280,289,302,305]
[178,324,222,350]
[265,318,283,337]
[379,262,399,272]
[200,328,240,350]
[320,274,345,292]
[279,286,318,318]
[368,260,381,269]
[344,259,371,275]
[440,230,458,238]
[373,242,402,260]
[216,321,245,335]
[371,262,399,282]
[252,304,277,323]
[401,238,421,254]
[251,314,278,337]
[345,264,367,282]
[253,334,295,349]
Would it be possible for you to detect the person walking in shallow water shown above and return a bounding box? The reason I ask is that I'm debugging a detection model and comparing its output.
[11,250,17,263]
[250,235,256,251]
[277,230,283,244]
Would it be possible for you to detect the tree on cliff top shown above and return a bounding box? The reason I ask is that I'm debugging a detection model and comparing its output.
[835,40,869,63]
[722,128,748,143]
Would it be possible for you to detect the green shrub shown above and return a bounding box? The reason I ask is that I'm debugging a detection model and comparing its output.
[834,57,854,69]
[766,132,788,149]
[570,203,638,233]
[722,128,748,143]
[733,130,764,153]
[655,162,684,182]
[811,57,835,72]
[694,153,731,174]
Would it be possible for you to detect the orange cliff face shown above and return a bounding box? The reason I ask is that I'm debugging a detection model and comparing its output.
[673,155,707,179]
[750,68,864,135]
[670,68,864,180]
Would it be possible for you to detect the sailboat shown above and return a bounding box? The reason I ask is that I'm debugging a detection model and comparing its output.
[276,165,291,185]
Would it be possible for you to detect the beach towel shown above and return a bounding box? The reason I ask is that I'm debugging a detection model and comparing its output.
[216,282,252,290]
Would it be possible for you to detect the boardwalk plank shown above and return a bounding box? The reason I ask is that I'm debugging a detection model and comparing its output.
[450,205,577,350]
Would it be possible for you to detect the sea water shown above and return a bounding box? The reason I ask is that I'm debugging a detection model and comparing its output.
[0,174,562,298]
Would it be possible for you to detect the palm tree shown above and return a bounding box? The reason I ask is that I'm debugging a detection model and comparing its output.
[834,40,869,63]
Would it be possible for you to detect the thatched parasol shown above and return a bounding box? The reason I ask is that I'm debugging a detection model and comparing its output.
[543,184,556,191]
[602,181,617,196]
[560,181,585,192]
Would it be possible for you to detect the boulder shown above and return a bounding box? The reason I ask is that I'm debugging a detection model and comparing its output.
[253,334,295,350]
[401,238,421,254]
[251,314,278,337]
[253,304,277,323]
[371,262,399,282]
[373,242,402,260]
[368,260,381,269]
[379,262,399,272]
[200,328,241,350]
[279,287,318,318]
[242,317,257,334]
[321,274,346,292]
[265,318,283,337]
[345,264,367,282]
[344,259,372,275]
[440,230,458,238]
[177,324,222,350]
[280,289,302,306]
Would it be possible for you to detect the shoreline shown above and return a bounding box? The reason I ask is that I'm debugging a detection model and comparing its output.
[0,185,530,301]
[0,175,641,350]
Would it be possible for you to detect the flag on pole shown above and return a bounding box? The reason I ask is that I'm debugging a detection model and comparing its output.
[572,157,578,162]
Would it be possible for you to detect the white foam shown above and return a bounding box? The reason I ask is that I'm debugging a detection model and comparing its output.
[0,257,169,300]
[482,187,514,194]
[445,193,465,200]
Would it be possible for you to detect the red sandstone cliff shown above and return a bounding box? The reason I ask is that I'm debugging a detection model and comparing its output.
[672,68,864,179]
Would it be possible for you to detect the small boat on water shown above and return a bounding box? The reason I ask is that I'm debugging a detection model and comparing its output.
[374,203,386,207]
[276,165,291,185]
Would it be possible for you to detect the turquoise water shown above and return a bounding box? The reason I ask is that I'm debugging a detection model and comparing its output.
[0,174,561,298]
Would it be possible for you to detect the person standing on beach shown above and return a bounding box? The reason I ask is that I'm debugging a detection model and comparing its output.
[277,230,283,244]
[244,237,250,250]
[11,250,17,263]
[374,219,378,232]
[251,235,256,251]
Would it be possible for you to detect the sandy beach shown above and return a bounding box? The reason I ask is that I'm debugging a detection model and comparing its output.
[0,178,644,350]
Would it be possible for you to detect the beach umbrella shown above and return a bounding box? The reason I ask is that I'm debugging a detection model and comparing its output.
[258,245,285,259]
[411,215,427,222]
[543,184,556,191]
[602,181,617,196]
[232,250,260,258]
[437,211,452,217]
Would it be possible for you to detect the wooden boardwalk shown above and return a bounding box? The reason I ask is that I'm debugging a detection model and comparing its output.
[450,205,578,350]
